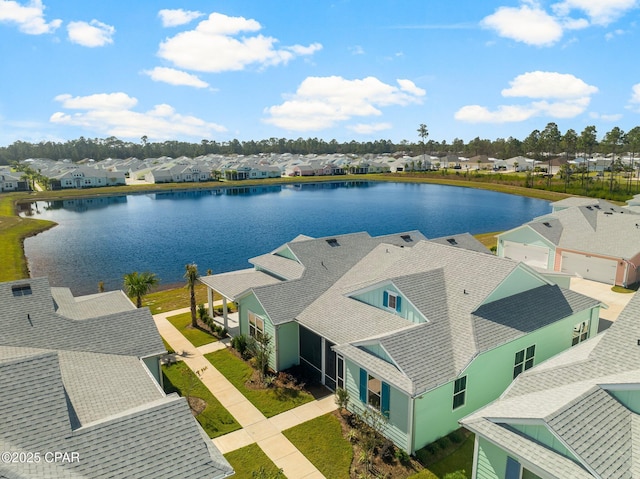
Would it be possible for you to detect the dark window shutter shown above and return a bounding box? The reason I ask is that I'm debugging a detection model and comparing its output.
[359,368,367,403]
[383,291,389,307]
[381,382,390,418]
[395,296,402,312]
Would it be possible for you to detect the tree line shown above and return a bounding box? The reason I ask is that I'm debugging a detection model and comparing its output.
[1,123,640,164]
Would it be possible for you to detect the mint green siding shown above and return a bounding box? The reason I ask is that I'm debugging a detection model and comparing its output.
[413,305,599,450]
[276,321,299,371]
[344,358,411,452]
[274,246,297,261]
[609,389,640,414]
[498,227,555,254]
[351,284,425,324]
[475,437,507,479]
[510,424,576,460]
[238,293,277,371]
[362,343,394,364]
[482,267,547,305]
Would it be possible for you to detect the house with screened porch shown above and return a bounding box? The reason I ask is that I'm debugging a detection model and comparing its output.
[201,231,602,453]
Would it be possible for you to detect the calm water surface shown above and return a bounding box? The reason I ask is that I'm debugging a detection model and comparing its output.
[23,181,551,294]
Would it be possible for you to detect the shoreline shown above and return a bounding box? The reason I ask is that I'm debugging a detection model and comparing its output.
[1,174,576,284]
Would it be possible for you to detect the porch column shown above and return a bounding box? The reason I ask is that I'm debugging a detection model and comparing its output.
[222,297,228,330]
[207,287,214,318]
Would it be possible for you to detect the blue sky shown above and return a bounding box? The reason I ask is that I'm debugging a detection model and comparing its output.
[1,0,639,147]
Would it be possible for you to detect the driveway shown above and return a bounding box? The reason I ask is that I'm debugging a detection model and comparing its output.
[569,277,635,330]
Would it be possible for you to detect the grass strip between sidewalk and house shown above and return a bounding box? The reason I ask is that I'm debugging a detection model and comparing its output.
[162,361,240,438]
[205,348,314,418]
[408,434,475,479]
[224,443,283,479]
[166,311,218,347]
[282,413,353,479]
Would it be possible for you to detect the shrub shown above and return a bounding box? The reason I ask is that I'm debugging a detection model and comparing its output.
[231,334,249,356]
[395,448,410,464]
[380,440,395,463]
[449,428,466,444]
[436,436,451,450]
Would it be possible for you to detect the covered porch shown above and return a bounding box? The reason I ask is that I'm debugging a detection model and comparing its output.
[199,269,281,333]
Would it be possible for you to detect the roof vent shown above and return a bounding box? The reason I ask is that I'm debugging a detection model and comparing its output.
[12,284,32,297]
[586,206,593,210]
[543,222,551,227]
[326,238,340,247]
[604,211,613,215]
[400,234,413,243]
[594,205,601,209]
[446,238,458,245]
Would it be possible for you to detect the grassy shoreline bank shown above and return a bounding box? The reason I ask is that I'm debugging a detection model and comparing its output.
[0,173,576,285]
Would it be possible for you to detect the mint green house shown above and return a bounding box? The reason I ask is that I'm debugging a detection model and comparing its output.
[202,231,601,453]
[461,292,640,479]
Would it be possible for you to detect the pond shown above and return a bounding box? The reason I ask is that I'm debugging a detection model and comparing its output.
[22,181,551,295]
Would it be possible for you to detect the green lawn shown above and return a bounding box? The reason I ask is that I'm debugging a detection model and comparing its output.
[167,312,217,347]
[283,413,352,479]
[162,361,240,438]
[142,282,214,314]
[205,349,314,417]
[224,443,283,479]
[410,435,475,479]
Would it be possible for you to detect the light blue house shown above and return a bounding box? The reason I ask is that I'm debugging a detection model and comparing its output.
[203,231,601,453]
[461,292,640,479]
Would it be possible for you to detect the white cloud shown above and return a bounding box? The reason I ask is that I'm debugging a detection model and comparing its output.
[157,12,322,72]
[50,92,226,140]
[502,71,598,99]
[455,71,597,123]
[605,28,626,40]
[551,0,637,26]
[589,112,623,121]
[481,3,563,46]
[628,83,640,112]
[158,8,203,27]
[0,0,61,34]
[348,123,392,134]
[143,67,209,88]
[349,45,365,55]
[67,20,115,47]
[263,76,425,131]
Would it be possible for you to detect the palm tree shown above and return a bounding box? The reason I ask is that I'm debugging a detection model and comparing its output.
[184,263,199,328]
[123,271,159,308]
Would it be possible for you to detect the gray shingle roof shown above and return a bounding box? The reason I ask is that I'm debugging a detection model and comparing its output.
[0,278,233,479]
[0,278,164,357]
[461,292,640,479]
[528,205,640,258]
[328,241,596,396]
[429,232,492,254]
[51,288,135,320]
[200,268,281,300]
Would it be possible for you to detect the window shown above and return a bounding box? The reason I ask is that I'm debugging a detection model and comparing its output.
[383,291,402,312]
[248,311,264,340]
[513,345,536,379]
[572,321,589,346]
[12,284,32,297]
[359,369,390,417]
[368,375,382,410]
[453,376,467,409]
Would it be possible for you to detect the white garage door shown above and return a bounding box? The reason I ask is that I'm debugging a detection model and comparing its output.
[503,241,550,269]
[560,252,617,284]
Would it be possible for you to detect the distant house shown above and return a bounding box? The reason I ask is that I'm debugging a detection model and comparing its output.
[202,231,601,453]
[461,291,640,479]
[0,277,233,479]
[49,166,126,189]
[497,202,640,286]
[292,164,315,176]
[0,171,29,192]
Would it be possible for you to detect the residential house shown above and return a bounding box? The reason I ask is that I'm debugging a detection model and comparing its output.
[0,277,233,479]
[461,291,640,479]
[0,171,29,192]
[497,203,640,286]
[201,232,601,453]
[49,166,126,189]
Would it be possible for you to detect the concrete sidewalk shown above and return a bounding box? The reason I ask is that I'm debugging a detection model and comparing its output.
[154,310,334,478]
